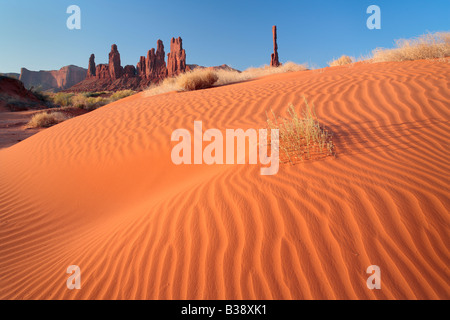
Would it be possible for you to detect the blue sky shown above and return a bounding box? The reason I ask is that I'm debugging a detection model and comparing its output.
[0,0,449,73]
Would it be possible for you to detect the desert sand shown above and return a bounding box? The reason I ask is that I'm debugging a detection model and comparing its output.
[0,60,449,299]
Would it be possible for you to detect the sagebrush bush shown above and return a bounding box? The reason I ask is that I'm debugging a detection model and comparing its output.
[71,95,108,110]
[26,112,70,128]
[266,97,334,163]
[328,55,354,67]
[52,92,74,106]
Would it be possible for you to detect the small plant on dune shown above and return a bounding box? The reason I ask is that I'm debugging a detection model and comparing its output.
[328,55,354,67]
[177,69,219,91]
[26,112,70,128]
[369,32,450,62]
[266,97,335,164]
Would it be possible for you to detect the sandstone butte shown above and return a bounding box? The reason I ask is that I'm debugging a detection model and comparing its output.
[19,65,87,92]
[69,37,188,92]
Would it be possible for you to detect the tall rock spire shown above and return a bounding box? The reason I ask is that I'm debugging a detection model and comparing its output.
[270,26,281,67]
[87,54,96,78]
[167,37,186,77]
[108,44,123,79]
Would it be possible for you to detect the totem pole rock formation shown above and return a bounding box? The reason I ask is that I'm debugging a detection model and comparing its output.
[137,56,146,76]
[270,25,281,67]
[167,37,186,77]
[87,54,96,79]
[145,39,168,81]
[108,44,123,79]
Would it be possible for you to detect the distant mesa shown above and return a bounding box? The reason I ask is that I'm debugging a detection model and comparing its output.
[19,65,87,92]
[270,25,281,67]
[69,37,188,92]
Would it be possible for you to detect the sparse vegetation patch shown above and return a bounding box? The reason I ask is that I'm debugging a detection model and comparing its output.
[266,97,335,164]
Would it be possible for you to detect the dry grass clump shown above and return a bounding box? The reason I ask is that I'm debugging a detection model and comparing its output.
[370,32,450,62]
[26,112,70,128]
[328,55,354,67]
[266,97,334,163]
[177,69,219,91]
[145,62,307,96]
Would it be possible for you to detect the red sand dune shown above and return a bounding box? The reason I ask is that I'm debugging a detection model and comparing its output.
[0,60,449,299]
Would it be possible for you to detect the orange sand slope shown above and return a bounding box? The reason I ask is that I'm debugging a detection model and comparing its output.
[0,60,449,299]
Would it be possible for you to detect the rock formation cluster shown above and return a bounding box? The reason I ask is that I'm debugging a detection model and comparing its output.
[74,37,187,91]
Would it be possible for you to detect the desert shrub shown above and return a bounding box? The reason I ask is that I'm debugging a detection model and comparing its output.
[328,55,354,67]
[70,94,88,109]
[370,32,450,62]
[26,112,70,128]
[52,92,74,106]
[266,97,334,163]
[109,90,136,101]
[177,69,219,91]
[71,94,109,111]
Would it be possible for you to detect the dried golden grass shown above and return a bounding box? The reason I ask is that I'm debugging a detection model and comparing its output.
[177,69,219,91]
[145,62,308,96]
[266,97,334,163]
[328,55,354,67]
[26,112,70,128]
[369,32,450,62]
